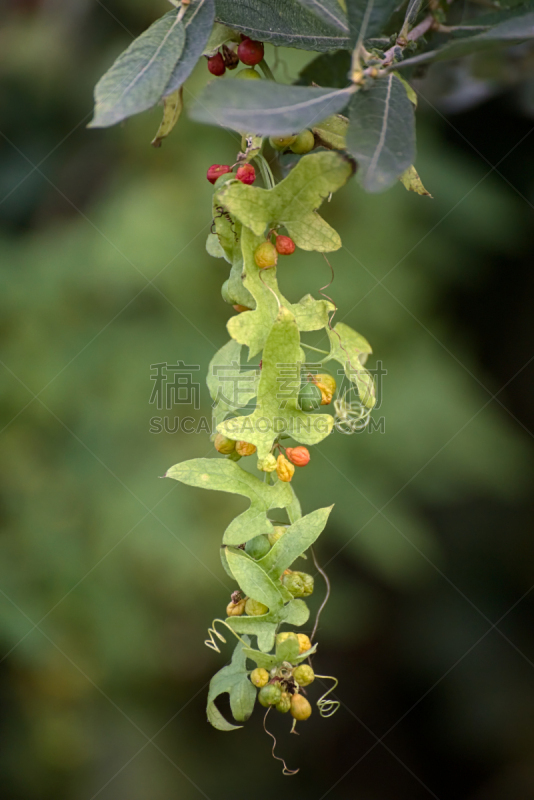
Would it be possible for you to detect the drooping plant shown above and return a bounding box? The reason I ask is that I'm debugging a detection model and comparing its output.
[90,0,533,771]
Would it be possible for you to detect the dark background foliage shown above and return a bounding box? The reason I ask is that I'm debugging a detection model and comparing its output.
[0,1,533,798]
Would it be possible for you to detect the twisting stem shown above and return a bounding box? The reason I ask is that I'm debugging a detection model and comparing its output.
[310,545,331,642]
[263,708,300,775]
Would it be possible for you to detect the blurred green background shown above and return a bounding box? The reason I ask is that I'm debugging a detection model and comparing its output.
[1,1,534,798]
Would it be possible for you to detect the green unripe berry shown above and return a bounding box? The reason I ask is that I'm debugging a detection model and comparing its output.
[293,664,315,686]
[290,693,312,720]
[283,570,314,598]
[269,134,297,151]
[214,433,236,454]
[245,534,271,559]
[267,526,286,546]
[290,129,315,154]
[250,667,269,688]
[236,68,261,80]
[276,692,292,713]
[245,597,269,616]
[298,381,322,411]
[258,683,282,707]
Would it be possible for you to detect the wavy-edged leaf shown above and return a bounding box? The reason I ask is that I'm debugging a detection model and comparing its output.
[287,485,303,523]
[328,322,375,407]
[165,458,293,544]
[347,0,399,45]
[227,228,334,358]
[207,639,256,730]
[89,11,185,128]
[214,0,349,51]
[226,598,310,652]
[218,151,353,250]
[327,322,376,407]
[226,549,285,612]
[347,75,415,192]
[283,598,310,626]
[151,88,183,147]
[219,306,334,459]
[258,506,333,578]
[207,340,259,429]
[164,0,215,95]
[396,11,534,69]
[190,81,354,135]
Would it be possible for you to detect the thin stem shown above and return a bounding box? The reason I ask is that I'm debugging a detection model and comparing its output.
[301,343,330,356]
[259,59,276,81]
[255,153,275,189]
[310,545,331,642]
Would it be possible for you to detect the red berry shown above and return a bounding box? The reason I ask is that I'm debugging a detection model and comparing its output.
[236,164,256,185]
[285,446,310,467]
[207,52,226,76]
[275,235,295,255]
[207,164,231,184]
[237,38,264,67]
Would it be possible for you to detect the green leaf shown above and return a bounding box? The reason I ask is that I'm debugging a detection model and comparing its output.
[226,549,286,612]
[165,458,294,544]
[347,0,399,45]
[400,0,423,38]
[399,165,432,197]
[243,641,317,669]
[207,640,256,730]
[190,81,354,135]
[283,598,310,626]
[287,485,303,523]
[258,506,333,577]
[313,114,349,150]
[396,12,534,69]
[296,50,352,88]
[89,11,186,128]
[206,232,226,258]
[218,151,353,250]
[207,340,259,429]
[164,0,215,95]
[276,634,301,661]
[226,615,278,652]
[214,0,350,51]
[219,306,334,459]
[346,75,416,193]
[227,228,335,358]
[151,88,183,148]
[327,321,376,407]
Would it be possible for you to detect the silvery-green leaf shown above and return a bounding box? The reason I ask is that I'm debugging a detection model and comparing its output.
[165,458,293,544]
[346,75,416,193]
[89,11,185,128]
[164,0,215,94]
[207,640,255,730]
[395,12,534,69]
[190,81,354,135]
[214,0,349,51]
[347,0,399,45]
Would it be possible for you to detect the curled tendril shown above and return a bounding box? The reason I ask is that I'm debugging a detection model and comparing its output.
[310,545,331,643]
[204,619,248,653]
[263,708,300,776]
[315,675,340,718]
[334,389,372,435]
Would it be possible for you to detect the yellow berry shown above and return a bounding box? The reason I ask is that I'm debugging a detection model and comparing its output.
[250,667,269,688]
[276,454,295,482]
[290,693,312,720]
[269,134,297,150]
[245,597,269,616]
[296,633,312,654]
[226,598,246,616]
[235,440,256,456]
[254,241,278,269]
[293,664,314,686]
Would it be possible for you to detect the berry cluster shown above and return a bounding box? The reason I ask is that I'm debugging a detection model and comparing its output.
[207,162,256,186]
[207,37,264,77]
[251,643,315,722]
